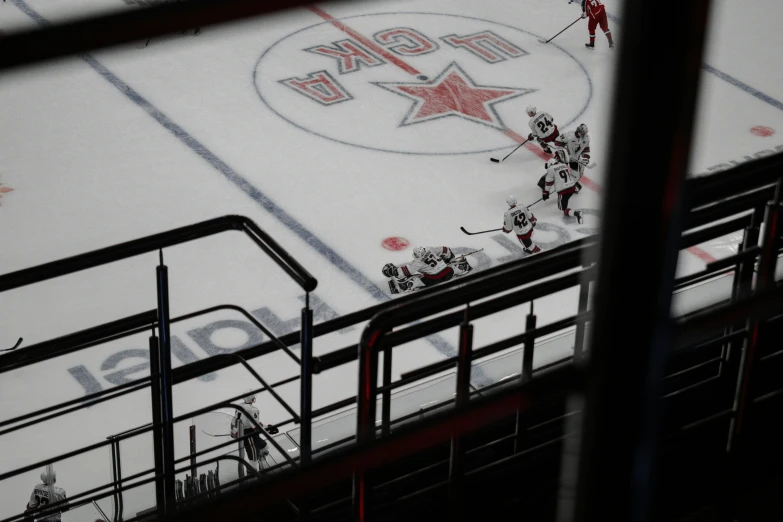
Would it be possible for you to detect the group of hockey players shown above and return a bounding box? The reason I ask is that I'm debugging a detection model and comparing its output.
[382,104,592,293]
[506,105,591,253]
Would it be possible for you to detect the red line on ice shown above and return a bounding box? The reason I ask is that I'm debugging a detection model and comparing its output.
[307,6,421,77]
[685,245,717,263]
[308,7,713,264]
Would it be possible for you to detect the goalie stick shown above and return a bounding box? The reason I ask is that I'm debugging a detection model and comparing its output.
[1,337,23,353]
[390,249,484,268]
[201,430,232,438]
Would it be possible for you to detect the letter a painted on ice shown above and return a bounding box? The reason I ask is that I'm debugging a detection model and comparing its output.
[279,70,354,106]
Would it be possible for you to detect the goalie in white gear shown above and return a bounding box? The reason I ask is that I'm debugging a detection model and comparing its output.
[502,195,541,254]
[541,149,584,224]
[526,105,560,155]
[383,246,473,294]
[230,392,278,471]
[554,123,591,177]
[25,465,68,522]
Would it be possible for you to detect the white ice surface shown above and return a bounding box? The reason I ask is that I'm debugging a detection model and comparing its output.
[1,0,782,517]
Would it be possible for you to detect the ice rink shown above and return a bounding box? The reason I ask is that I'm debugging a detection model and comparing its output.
[1,0,783,518]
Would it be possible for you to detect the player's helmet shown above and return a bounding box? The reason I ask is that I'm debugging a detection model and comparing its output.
[554,149,568,164]
[526,105,537,117]
[413,246,427,259]
[41,468,56,485]
[243,392,256,404]
[506,195,517,207]
[382,263,396,278]
[576,123,588,138]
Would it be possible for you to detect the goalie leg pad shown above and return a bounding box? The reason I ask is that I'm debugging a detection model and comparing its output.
[388,276,425,294]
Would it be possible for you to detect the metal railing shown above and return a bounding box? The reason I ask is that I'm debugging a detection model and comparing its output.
[2,155,781,521]
[0,215,316,518]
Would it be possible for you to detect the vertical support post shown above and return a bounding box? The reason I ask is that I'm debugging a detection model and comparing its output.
[721,207,763,399]
[189,425,197,484]
[110,439,120,522]
[115,440,124,521]
[729,179,782,453]
[757,180,782,292]
[149,334,165,514]
[515,305,537,453]
[237,420,245,480]
[156,252,177,513]
[449,308,473,521]
[300,293,314,466]
[569,0,713,519]
[573,279,590,362]
[522,306,537,382]
[381,340,393,438]
[354,331,381,522]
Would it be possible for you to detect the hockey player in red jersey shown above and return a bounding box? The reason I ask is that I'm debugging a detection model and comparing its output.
[582,0,614,49]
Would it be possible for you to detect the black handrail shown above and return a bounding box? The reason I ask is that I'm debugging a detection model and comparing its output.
[1,159,779,518]
[680,214,751,250]
[0,310,157,373]
[686,152,783,208]
[0,215,316,293]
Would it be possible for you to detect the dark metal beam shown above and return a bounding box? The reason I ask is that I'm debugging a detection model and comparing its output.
[0,0,345,72]
[571,0,714,521]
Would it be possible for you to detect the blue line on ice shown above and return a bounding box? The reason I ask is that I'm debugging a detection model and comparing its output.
[10,0,494,386]
[603,12,783,113]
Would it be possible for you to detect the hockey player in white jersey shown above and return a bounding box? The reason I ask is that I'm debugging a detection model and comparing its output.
[554,123,591,177]
[502,195,541,254]
[231,392,278,471]
[383,246,472,294]
[526,106,560,155]
[542,149,584,224]
[25,465,68,521]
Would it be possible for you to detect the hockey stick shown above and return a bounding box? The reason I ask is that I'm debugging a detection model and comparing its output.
[452,248,484,260]
[201,430,232,438]
[460,227,502,236]
[491,138,530,163]
[1,337,23,353]
[526,197,544,209]
[92,501,111,522]
[537,16,583,44]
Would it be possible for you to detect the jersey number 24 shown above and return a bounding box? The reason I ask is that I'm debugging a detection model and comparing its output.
[537,117,553,133]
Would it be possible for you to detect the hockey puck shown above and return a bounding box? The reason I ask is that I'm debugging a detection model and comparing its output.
[751,126,775,137]
[417,75,429,81]
[382,237,410,251]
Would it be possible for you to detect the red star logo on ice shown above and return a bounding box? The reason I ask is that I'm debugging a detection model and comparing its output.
[373,62,535,130]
